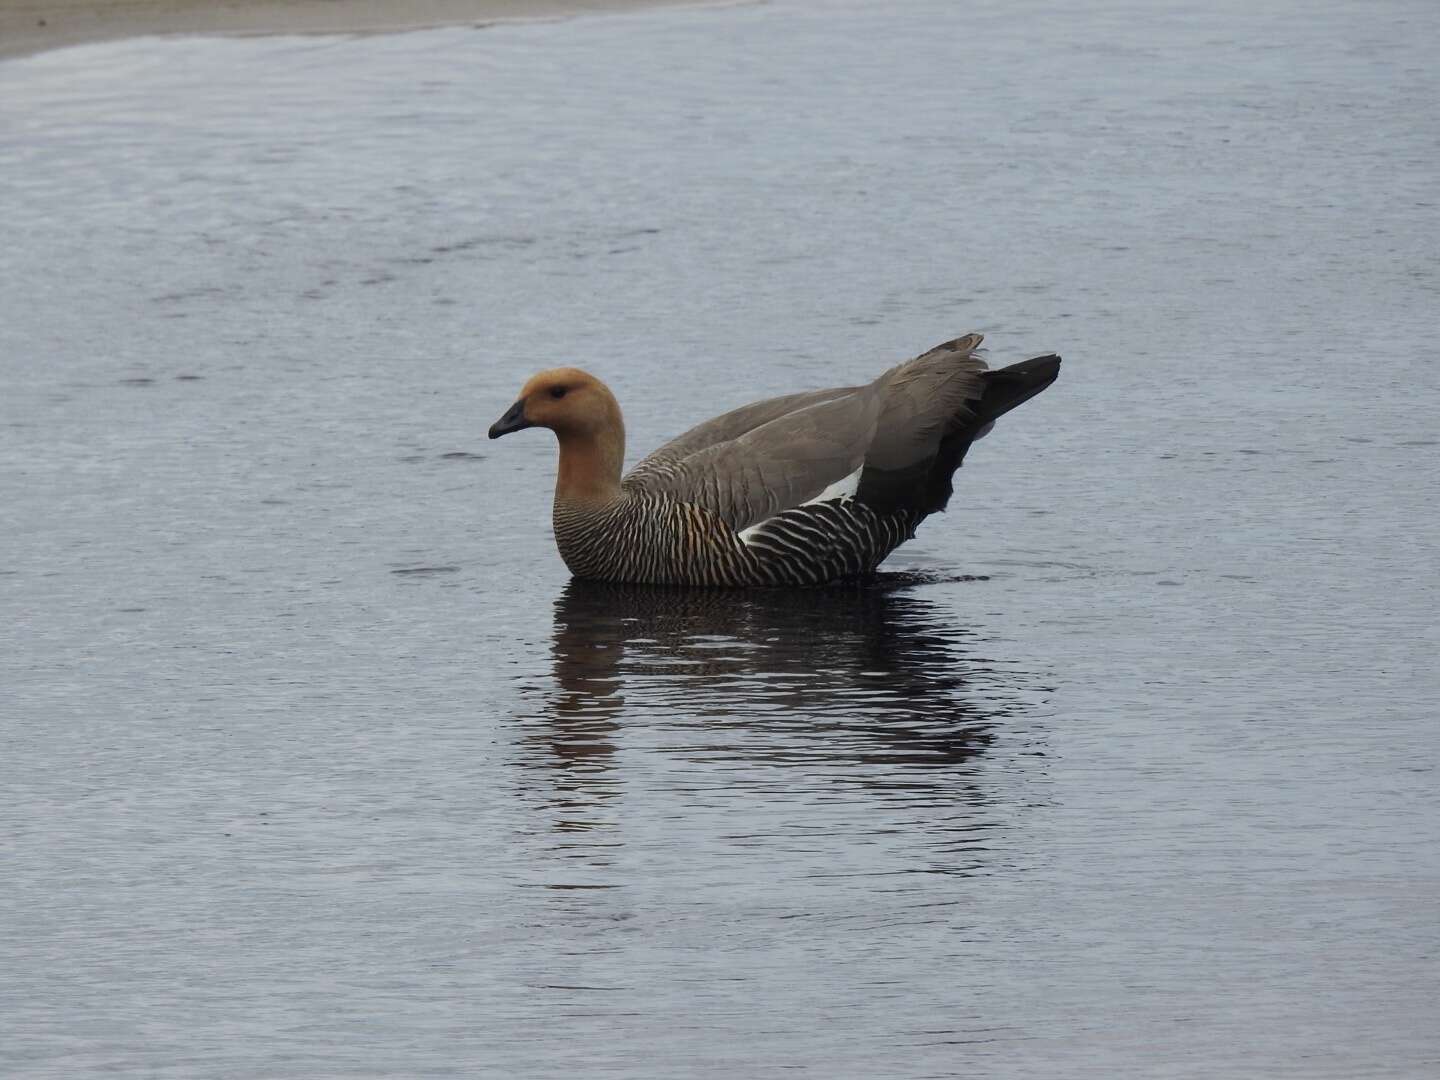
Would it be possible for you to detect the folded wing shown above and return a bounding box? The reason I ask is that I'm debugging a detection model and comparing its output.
[622,332,1052,532]
[625,387,883,531]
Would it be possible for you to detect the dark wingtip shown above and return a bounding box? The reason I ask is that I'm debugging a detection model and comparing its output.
[972,354,1060,425]
[988,354,1061,385]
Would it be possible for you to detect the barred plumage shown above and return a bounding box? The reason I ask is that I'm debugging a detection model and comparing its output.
[554,491,921,587]
[490,334,1060,587]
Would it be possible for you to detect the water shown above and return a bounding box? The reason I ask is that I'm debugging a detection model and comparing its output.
[2,0,1438,1075]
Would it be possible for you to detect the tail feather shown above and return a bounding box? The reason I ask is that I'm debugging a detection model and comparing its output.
[922,353,1061,513]
[974,354,1061,426]
[855,347,1061,516]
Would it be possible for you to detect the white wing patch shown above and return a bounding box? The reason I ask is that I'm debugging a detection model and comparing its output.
[803,465,863,506]
[737,521,767,545]
[737,466,862,546]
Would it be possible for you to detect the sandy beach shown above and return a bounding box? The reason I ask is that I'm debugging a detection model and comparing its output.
[0,0,698,59]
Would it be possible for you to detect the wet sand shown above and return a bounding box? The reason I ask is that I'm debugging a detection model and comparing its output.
[0,0,704,59]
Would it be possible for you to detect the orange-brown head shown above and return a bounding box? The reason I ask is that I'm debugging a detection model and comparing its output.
[488,367,622,441]
[488,367,627,502]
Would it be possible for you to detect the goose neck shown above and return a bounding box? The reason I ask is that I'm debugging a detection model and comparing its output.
[554,426,625,506]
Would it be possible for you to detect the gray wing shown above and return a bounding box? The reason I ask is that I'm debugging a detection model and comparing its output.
[864,333,989,472]
[624,387,883,532]
[625,385,861,488]
[623,333,993,531]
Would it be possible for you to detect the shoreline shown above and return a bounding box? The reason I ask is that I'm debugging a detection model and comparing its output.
[0,0,710,61]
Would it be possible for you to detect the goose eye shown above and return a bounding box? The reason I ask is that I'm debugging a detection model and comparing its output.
[549,387,568,400]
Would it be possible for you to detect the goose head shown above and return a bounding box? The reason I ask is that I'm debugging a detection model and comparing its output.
[488,367,621,440]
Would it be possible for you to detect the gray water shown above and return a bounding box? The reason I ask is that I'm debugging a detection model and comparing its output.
[3,0,1438,1076]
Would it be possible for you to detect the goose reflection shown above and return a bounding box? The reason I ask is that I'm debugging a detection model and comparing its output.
[538,576,1023,794]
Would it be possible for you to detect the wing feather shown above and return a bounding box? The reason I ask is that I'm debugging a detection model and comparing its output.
[621,333,997,532]
[625,385,860,487]
[625,387,882,531]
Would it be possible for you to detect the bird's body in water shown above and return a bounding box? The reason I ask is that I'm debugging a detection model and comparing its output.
[488,334,1060,587]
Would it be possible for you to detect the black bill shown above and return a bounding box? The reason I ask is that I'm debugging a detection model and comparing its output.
[488,399,532,439]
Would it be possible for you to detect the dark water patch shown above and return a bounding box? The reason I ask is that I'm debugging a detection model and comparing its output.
[518,882,621,890]
[529,579,1024,785]
[438,451,486,461]
[864,570,991,586]
[390,565,460,575]
[532,983,629,991]
[433,235,536,254]
[152,286,227,304]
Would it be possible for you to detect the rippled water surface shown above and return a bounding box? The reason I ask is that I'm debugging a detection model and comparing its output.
[3,1,1438,1076]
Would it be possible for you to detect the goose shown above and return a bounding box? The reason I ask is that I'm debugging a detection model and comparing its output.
[488,333,1059,586]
